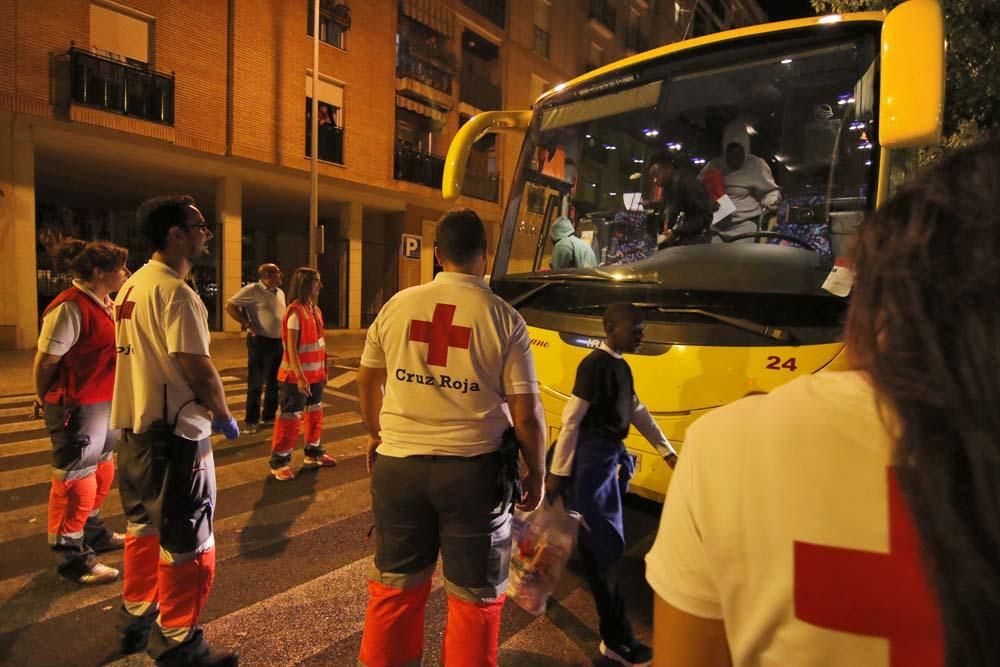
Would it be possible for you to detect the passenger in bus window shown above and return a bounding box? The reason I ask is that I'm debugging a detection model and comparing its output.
[550,216,598,270]
[646,151,715,247]
[702,120,781,241]
[645,138,1000,667]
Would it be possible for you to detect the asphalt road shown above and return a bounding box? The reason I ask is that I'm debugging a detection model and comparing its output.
[0,365,663,666]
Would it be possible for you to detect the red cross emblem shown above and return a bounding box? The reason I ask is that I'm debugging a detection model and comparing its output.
[794,469,943,667]
[115,286,136,322]
[408,303,472,367]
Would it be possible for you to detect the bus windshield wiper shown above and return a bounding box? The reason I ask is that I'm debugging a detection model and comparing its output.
[506,274,656,308]
[632,304,795,343]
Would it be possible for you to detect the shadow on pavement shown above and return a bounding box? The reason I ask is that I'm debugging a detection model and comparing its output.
[238,465,320,559]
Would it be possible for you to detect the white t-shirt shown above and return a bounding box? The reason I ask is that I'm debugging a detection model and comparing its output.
[646,371,942,666]
[111,260,214,440]
[227,281,286,339]
[37,281,114,356]
[361,271,539,457]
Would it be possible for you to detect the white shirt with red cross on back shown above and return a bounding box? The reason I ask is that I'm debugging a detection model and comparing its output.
[646,371,943,667]
[360,271,538,458]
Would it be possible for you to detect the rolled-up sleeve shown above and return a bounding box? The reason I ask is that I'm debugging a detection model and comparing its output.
[502,316,538,394]
[645,421,723,619]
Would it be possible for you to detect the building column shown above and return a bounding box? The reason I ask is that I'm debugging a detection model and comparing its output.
[0,112,39,349]
[216,176,242,333]
[339,200,363,329]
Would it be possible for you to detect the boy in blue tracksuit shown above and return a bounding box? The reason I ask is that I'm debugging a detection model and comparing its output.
[546,302,677,667]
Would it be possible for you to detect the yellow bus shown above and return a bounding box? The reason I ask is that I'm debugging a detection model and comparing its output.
[444,0,944,501]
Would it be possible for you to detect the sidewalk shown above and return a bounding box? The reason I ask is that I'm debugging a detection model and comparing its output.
[0,329,367,397]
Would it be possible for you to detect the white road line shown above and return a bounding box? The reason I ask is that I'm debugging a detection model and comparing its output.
[327,370,357,389]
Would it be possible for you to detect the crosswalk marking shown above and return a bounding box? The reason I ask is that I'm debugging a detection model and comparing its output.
[0,374,657,666]
[0,412,363,494]
[327,370,357,389]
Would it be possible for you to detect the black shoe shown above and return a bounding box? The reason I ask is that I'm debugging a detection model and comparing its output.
[116,606,155,655]
[155,629,239,667]
[600,639,652,667]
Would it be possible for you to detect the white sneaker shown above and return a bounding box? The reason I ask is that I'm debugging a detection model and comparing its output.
[77,563,119,585]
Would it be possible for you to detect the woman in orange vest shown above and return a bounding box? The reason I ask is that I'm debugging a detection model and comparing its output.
[269,267,337,480]
[33,239,130,584]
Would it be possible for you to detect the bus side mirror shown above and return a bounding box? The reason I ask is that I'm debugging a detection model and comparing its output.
[879,0,945,147]
[443,110,532,201]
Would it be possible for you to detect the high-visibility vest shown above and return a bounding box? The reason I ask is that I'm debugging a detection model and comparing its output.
[278,302,326,384]
[42,286,116,406]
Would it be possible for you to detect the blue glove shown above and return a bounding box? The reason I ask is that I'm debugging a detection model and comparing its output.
[212,416,240,440]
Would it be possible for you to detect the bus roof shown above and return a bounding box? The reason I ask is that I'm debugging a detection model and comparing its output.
[537,11,886,106]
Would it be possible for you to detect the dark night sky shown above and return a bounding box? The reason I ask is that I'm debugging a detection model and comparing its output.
[761,0,817,21]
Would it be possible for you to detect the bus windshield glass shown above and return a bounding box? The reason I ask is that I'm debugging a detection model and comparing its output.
[498,26,879,287]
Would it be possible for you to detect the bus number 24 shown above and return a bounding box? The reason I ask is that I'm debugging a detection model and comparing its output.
[766,356,797,372]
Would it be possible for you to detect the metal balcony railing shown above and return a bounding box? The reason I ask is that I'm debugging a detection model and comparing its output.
[394,144,445,189]
[462,171,500,202]
[68,46,175,125]
[462,0,506,28]
[396,48,454,95]
[589,0,616,33]
[533,26,551,59]
[460,73,501,111]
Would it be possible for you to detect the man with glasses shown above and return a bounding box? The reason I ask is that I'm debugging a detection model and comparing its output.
[225,264,286,434]
[111,195,240,666]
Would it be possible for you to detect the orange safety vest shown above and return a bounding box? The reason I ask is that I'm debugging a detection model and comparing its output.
[278,302,326,384]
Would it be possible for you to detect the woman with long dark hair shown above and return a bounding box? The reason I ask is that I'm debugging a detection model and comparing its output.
[268,267,337,480]
[644,137,1000,667]
[34,239,130,584]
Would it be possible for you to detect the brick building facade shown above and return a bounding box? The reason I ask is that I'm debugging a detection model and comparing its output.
[0,0,764,349]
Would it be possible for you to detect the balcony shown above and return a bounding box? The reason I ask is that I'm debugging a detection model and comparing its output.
[397,48,453,96]
[625,27,650,54]
[462,171,500,202]
[588,0,616,38]
[462,0,506,29]
[533,26,551,59]
[394,144,445,189]
[460,73,501,111]
[68,46,174,125]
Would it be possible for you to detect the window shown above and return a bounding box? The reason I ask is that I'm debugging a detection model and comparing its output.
[533,0,551,59]
[305,74,345,164]
[90,2,151,65]
[307,0,350,50]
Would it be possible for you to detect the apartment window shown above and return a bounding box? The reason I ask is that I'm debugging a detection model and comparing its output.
[307,0,351,50]
[90,2,151,64]
[533,0,552,59]
[305,74,345,164]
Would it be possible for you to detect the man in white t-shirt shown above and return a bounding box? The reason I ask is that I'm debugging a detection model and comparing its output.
[645,371,943,667]
[225,263,286,433]
[357,209,546,667]
[111,195,240,667]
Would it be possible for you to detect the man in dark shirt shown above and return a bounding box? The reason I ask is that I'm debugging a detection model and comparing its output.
[546,303,677,667]
[646,150,715,247]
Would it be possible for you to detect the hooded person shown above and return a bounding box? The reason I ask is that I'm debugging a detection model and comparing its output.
[703,120,781,239]
[550,216,598,270]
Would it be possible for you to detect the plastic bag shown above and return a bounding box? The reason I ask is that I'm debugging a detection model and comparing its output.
[508,497,582,615]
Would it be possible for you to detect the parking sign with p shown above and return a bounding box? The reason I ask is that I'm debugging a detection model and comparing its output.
[401,234,422,260]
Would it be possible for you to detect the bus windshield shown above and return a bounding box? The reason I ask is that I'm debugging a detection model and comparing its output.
[497,25,879,295]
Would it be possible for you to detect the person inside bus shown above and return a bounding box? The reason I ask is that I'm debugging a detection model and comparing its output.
[702,120,781,239]
[645,138,1000,666]
[550,216,598,270]
[646,151,715,247]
